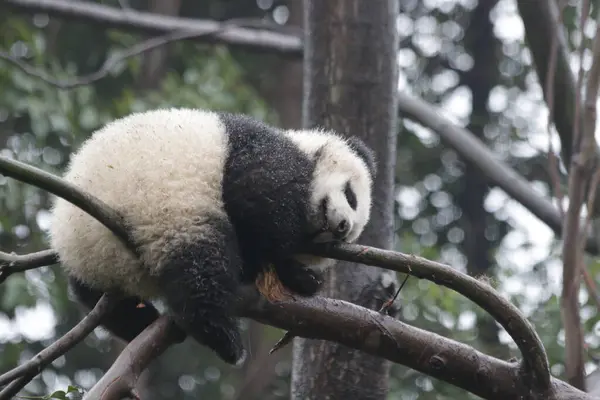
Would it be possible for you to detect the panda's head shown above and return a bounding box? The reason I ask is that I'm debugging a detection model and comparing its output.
[285,129,376,245]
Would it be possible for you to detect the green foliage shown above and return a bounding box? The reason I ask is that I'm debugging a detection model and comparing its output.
[16,384,83,400]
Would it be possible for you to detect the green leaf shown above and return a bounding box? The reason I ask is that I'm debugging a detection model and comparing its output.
[45,390,67,400]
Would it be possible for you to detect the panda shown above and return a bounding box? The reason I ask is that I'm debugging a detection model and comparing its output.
[48,108,376,366]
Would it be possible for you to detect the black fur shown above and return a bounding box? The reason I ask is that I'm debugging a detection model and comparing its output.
[218,112,319,289]
[344,181,358,210]
[69,277,168,342]
[158,217,245,364]
[346,136,377,178]
[275,258,325,296]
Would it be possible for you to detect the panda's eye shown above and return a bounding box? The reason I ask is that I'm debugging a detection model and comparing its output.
[344,181,357,210]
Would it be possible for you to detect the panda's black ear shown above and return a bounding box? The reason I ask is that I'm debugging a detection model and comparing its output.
[347,136,377,178]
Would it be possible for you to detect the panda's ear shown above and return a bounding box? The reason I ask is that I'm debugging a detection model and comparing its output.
[346,136,377,178]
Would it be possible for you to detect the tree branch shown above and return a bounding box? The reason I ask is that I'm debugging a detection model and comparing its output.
[239,288,585,400]
[397,91,599,255]
[83,315,182,400]
[0,156,134,253]
[0,293,121,400]
[0,18,285,90]
[0,153,551,392]
[0,249,58,283]
[307,242,550,389]
[2,0,302,56]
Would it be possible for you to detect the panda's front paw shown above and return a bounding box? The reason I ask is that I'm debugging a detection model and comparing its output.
[275,260,324,297]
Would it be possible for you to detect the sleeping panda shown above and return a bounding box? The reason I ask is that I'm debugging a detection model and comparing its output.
[48,108,375,366]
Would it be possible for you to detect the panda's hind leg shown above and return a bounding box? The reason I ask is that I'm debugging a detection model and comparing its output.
[158,219,246,366]
[69,276,162,342]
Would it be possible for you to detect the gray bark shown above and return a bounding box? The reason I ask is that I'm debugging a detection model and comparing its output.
[291,1,400,398]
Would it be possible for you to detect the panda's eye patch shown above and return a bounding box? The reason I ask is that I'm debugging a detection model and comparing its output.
[320,197,329,226]
[320,197,329,220]
[344,181,357,210]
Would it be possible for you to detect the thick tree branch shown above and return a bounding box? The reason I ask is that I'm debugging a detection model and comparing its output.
[240,289,586,400]
[397,92,599,254]
[0,293,120,400]
[2,0,302,56]
[307,242,550,389]
[0,154,551,390]
[83,316,182,400]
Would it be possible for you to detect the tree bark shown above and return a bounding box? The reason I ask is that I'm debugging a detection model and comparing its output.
[291,1,399,398]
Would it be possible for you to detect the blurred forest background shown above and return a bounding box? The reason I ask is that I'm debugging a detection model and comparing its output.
[0,0,597,399]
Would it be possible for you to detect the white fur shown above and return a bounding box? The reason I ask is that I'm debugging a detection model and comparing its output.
[284,128,373,271]
[49,108,229,299]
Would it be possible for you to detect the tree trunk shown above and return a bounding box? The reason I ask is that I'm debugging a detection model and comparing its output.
[291,1,399,399]
[458,0,510,360]
[137,0,181,89]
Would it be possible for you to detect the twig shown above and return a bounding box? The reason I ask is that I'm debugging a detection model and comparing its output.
[3,0,302,56]
[0,249,58,283]
[83,316,182,400]
[0,18,276,90]
[0,154,551,389]
[378,273,409,314]
[269,331,296,354]
[0,293,121,399]
[582,266,600,311]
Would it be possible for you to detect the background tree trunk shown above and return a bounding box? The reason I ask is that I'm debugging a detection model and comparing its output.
[138,0,181,89]
[291,1,399,398]
[458,0,510,360]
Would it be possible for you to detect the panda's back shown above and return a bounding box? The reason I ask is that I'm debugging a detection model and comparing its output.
[49,108,230,298]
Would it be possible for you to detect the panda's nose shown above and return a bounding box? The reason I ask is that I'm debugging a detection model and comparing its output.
[334,219,351,239]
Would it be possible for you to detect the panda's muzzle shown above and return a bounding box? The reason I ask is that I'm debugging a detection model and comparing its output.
[334,219,350,238]
[308,196,353,243]
[309,219,351,243]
